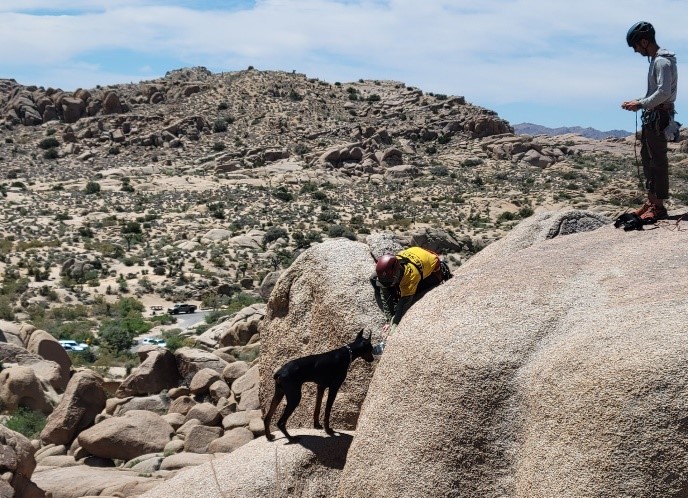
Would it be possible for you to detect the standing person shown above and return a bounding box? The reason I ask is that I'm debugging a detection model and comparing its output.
[371,247,451,334]
[621,21,679,223]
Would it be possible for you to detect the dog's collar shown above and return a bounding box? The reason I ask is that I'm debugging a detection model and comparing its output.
[344,344,353,365]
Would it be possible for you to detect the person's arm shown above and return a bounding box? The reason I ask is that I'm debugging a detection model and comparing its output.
[392,295,414,325]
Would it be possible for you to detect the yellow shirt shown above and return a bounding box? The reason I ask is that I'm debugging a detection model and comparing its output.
[396,247,439,297]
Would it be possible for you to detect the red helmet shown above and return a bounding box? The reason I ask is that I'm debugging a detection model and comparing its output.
[376,254,400,284]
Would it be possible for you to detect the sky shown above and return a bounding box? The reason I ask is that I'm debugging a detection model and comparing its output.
[1,0,686,132]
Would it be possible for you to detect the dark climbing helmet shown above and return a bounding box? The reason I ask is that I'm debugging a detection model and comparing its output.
[375,254,400,284]
[626,21,655,47]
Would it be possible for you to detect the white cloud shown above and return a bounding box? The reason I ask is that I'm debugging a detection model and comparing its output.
[0,0,686,129]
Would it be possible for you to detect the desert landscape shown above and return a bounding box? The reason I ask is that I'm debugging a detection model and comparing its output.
[2,66,688,497]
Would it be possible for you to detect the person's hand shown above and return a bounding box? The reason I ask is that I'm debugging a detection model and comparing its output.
[622,100,642,112]
[381,323,390,334]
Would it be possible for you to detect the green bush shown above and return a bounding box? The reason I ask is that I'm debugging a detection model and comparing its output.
[272,186,294,202]
[213,119,228,133]
[84,181,101,195]
[288,89,303,102]
[38,137,59,150]
[327,224,356,240]
[263,226,288,245]
[161,329,186,352]
[3,407,47,438]
[43,148,59,160]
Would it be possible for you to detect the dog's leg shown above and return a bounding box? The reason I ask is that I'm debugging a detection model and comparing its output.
[323,385,341,436]
[313,385,325,429]
[263,385,285,442]
[277,387,301,442]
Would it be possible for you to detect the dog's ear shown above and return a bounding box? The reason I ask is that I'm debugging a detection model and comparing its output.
[360,328,373,342]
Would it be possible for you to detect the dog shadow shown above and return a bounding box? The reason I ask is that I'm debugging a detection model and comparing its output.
[270,432,354,470]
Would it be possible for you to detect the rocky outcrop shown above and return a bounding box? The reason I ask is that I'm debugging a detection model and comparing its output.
[0,425,44,498]
[0,365,58,414]
[338,220,688,497]
[259,239,384,434]
[116,348,181,397]
[139,429,353,498]
[0,342,64,393]
[218,304,265,347]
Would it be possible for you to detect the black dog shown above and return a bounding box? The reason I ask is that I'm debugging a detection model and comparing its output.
[614,212,644,231]
[264,329,374,442]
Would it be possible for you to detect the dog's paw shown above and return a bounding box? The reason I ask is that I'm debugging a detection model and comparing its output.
[266,433,275,441]
[325,427,336,436]
[314,422,323,429]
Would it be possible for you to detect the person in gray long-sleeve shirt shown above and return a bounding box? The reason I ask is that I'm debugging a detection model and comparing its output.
[622,21,679,223]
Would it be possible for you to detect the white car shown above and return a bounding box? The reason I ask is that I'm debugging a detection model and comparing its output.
[140,337,166,348]
[59,340,87,352]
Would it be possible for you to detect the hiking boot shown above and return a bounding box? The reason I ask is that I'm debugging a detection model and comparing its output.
[634,201,653,217]
[639,203,668,223]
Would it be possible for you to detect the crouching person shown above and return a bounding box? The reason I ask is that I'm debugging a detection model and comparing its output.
[370,247,452,344]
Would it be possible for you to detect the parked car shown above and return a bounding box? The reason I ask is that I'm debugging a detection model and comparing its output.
[167,303,197,315]
[58,340,88,352]
[140,337,166,347]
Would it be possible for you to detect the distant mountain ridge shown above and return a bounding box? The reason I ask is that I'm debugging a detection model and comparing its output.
[514,122,631,140]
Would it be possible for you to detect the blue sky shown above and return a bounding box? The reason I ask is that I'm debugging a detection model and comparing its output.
[1,0,686,132]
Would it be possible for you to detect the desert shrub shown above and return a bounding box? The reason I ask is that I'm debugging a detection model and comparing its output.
[213,119,228,133]
[462,158,484,168]
[38,137,59,150]
[497,211,517,222]
[263,226,288,245]
[212,142,226,152]
[288,89,303,102]
[272,186,293,202]
[43,148,59,160]
[3,407,47,438]
[318,210,338,223]
[430,164,449,176]
[84,181,101,195]
[218,102,229,110]
[0,296,14,320]
[327,224,356,240]
[311,190,328,202]
[293,143,310,156]
[366,94,381,103]
[161,329,186,352]
[519,206,535,218]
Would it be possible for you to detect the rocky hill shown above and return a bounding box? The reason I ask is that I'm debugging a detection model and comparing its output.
[2,65,686,324]
[513,122,632,139]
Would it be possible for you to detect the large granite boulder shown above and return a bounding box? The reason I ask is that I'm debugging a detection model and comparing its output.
[0,365,57,414]
[40,370,107,446]
[139,429,352,498]
[0,425,44,497]
[259,239,383,434]
[115,348,181,397]
[77,410,174,461]
[175,348,229,384]
[338,216,688,497]
[25,329,71,391]
[0,342,64,392]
